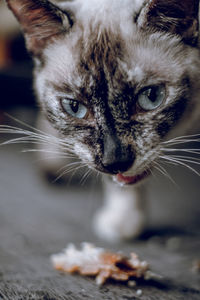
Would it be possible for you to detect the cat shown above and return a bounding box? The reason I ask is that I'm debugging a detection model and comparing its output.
[4,0,200,241]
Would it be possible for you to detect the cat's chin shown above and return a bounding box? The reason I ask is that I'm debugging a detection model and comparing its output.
[113,169,150,186]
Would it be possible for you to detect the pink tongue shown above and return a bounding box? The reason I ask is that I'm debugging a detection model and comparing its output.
[116,173,137,184]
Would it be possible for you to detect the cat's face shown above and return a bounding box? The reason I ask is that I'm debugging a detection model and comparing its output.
[6,0,200,184]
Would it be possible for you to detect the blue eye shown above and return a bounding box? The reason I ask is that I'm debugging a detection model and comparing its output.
[61,99,88,119]
[137,85,166,111]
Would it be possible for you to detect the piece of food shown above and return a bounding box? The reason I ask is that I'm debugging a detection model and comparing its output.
[51,243,150,285]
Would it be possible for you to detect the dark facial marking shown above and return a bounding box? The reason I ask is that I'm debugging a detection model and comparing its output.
[156,96,189,138]
[156,121,170,138]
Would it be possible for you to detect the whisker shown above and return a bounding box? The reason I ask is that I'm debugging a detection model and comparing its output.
[161,148,200,155]
[163,141,200,148]
[96,171,101,182]
[0,116,94,186]
[160,155,200,176]
[21,148,76,159]
[67,165,82,186]
[163,133,200,145]
[158,155,179,166]
[54,162,88,183]
[1,114,72,150]
[149,168,158,181]
[56,161,82,175]
[0,124,73,146]
[5,136,73,150]
[0,125,75,155]
[165,153,200,160]
[2,113,54,135]
[53,166,78,183]
[80,168,92,186]
[0,125,53,139]
[154,161,178,187]
[55,162,83,181]
[166,155,200,165]
[33,155,72,164]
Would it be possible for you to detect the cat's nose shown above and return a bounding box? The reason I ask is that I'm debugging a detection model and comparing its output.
[103,157,134,174]
[102,135,135,174]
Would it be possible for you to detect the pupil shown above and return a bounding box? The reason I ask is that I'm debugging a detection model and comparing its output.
[70,100,79,113]
[147,87,157,103]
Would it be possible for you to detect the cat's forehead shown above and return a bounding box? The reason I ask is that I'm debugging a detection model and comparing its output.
[61,0,143,30]
[43,28,184,91]
[41,0,192,101]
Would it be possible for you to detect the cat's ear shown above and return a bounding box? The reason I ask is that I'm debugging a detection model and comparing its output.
[137,0,199,45]
[6,0,72,56]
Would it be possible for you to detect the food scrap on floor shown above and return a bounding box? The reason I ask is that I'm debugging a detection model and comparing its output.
[51,242,156,286]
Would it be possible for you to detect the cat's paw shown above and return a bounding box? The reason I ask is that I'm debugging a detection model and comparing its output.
[93,207,146,242]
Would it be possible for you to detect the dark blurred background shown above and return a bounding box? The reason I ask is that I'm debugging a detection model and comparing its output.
[0,24,35,110]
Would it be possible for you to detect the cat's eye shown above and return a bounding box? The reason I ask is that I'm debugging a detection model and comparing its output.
[137,85,166,111]
[61,99,88,119]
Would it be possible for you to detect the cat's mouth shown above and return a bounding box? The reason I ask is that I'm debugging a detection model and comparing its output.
[114,169,150,186]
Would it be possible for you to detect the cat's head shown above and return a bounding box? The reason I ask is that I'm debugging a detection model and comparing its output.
[6,0,200,185]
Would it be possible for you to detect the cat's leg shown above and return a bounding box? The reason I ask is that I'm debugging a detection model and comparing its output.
[94,178,147,242]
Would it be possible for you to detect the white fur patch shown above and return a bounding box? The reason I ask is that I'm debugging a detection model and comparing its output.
[60,0,144,34]
[120,61,145,82]
[94,181,146,241]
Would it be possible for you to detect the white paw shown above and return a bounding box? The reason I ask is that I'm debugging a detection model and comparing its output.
[93,207,146,242]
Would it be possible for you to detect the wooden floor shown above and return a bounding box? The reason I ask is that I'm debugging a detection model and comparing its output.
[0,109,199,299]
